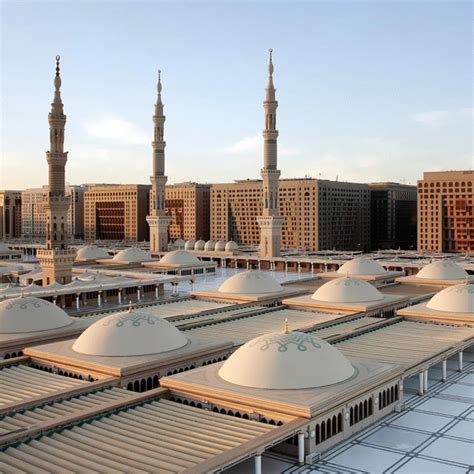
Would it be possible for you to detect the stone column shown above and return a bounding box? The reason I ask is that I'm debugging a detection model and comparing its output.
[298,432,305,465]
[442,360,447,381]
[458,351,463,372]
[254,454,262,474]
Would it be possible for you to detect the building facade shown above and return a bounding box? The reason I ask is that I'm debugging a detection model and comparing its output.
[211,178,370,251]
[417,170,474,253]
[0,191,22,239]
[369,182,417,250]
[84,184,150,242]
[21,185,84,239]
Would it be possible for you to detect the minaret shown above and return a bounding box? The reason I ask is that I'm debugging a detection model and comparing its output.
[147,70,171,254]
[37,55,76,285]
[256,49,284,257]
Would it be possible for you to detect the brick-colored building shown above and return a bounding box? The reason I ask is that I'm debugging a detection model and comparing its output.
[0,190,22,239]
[417,170,474,253]
[21,185,84,239]
[211,178,370,251]
[84,184,150,241]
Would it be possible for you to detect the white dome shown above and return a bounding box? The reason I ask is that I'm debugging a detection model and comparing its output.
[0,296,73,334]
[219,329,354,389]
[426,283,474,313]
[225,241,238,252]
[204,240,216,251]
[218,271,283,294]
[416,260,468,280]
[194,240,205,251]
[76,245,110,260]
[184,240,196,250]
[112,247,152,262]
[214,240,226,251]
[174,239,185,249]
[337,257,386,276]
[72,308,188,356]
[159,250,200,265]
[312,277,384,303]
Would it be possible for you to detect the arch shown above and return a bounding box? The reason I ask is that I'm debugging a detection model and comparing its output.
[350,407,353,425]
[147,377,153,390]
[338,413,343,432]
[212,407,219,413]
[243,414,249,420]
[395,384,399,401]
[369,398,373,415]
[382,391,386,408]
[133,380,139,392]
[127,382,133,390]
[220,408,226,414]
[315,424,320,444]
[359,402,363,421]
[140,379,146,392]
[153,375,160,388]
[364,400,368,418]
[390,386,395,404]
[321,421,326,442]
[261,417,268,424]
[379,392,382,408]
[332,415,337,436]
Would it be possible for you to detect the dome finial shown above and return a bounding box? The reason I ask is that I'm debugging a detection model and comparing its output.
[283,318,289,334]
[55,55,60,77]
[128,301,133,313]
[268,48,274,77]
[157,69,162,94]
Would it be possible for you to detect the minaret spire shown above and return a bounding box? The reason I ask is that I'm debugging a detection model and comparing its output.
[147,69,171,254]
[37,55,76,285]
[256,49,284,258]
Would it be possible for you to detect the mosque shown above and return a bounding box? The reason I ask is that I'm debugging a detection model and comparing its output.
[0,53,473,472]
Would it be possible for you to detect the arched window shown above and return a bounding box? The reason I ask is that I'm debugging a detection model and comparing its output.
[315,424,320,444]
[350,407,353,425]
[332,415,337,436]
[321,421,326,442]
[326,418,331,439]
[338,413,343,432]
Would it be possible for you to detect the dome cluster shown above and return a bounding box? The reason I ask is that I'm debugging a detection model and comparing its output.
[0,296,73,334]
[416,260,468,281]
[184,240,238,252]
[73,307,188,356]
[312,277,384,303]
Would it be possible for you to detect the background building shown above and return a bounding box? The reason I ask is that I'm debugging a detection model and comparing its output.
[211,178,370,251]
[0,191,22,239]
[417,170,474,253]
[369,182,417,250]
[84,184,150,241]
[21,185,84,239]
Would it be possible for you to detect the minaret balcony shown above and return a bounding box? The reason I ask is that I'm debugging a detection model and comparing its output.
[260,168,281,178]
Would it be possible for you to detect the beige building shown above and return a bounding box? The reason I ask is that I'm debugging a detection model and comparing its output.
[211,178,370,251]
[417,170,473,252]
[21,185,84,239]
[84,184,150,242]
[0,190,22,239]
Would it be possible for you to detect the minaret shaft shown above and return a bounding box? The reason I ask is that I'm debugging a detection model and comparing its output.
[257,49,284,257]
[147,70,171,254]
[37,55,76,285]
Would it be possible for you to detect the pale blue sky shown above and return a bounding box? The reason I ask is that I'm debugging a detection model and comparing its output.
[1,0,472,189]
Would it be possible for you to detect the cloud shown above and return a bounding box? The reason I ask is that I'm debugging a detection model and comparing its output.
[412,110,449,126]
[222,135,301,157]
[84,116,149,145]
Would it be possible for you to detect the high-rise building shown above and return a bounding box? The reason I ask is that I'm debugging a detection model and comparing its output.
[369,182,417,250]
[21,185,84,239]
[211,178,370,251]
[147,70,171,252]
[0,191,22,239]
[257,49,284,257]
[417,170,474,252]
[84,184,150,241]
[36,56,76,285]
[165,183,211,242]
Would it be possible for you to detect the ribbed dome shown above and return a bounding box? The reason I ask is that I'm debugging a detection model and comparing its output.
[214,240,226,251]
[416,260,468,280]
[225,241,238,252]
[219,329,354,389]
[194,240,205,251]
[218,271,283,294]
[0,296,73,334]
[337,257,386,276]
[72,308,188,356]
[184,239,196,250]
[159,250,200,265]
[76,245,110,260]
[112,247,152,262]
[174,239,185,249]
[312,277,384,303]
[204,240,216,251]
[426,283,473,313]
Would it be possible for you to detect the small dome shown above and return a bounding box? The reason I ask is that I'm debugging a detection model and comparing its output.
[219,328,354,389]
[337,257,386,276]
[225,241,238,252]
[204,240,216,251]
[184,240,196,250]
[194,240,205,251]
[76,245,110,260]
[416,260,468,281]
[112,247,152,262]
[218,271,283,294]
[72,308,188,356]
[312,277,384,303]
[214,240,226,252]
[426,283,474,313]
[174,239,185,249]
[159,250,200,265]
[0,296,73,334]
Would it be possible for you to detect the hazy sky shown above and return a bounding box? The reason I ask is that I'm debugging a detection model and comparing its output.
[1,0,472,189]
